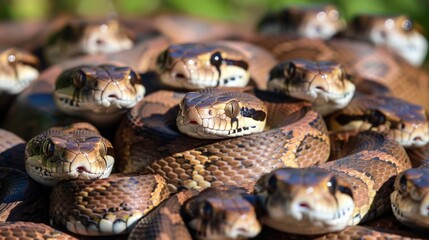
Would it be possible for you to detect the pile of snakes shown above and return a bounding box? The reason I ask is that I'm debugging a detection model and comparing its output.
[1,4,429,240]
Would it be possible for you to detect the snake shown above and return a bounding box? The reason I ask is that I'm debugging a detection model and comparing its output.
[0,48,39,95]
[347,14,428,66]
[49,173,170,236]
[53,64,145,126]
[266,58,355,116]
[257,4,346,39]
[24,122,115,186]
[254,130,411,235]
[42,19,135,65]
[129,186,261,240]
[0,222,77,240]
[2,62,148,140]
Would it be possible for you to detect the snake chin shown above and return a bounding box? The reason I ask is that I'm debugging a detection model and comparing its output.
[263,194,355,235]
[65,211,143,236]
[0,66,39,94]
[25,155,114,186]
[178,121,262,139]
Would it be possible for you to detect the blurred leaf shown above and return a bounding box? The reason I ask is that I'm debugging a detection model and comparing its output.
[113,0,160,16]
[165,0,234,20]
[9,0,50,20]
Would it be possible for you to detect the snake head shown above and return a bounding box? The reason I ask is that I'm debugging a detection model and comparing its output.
[54,64,145,126]
[268,59,355,116]
[184,186,261,239]
[156,43,250,90]
[25,123,115,186]
[44,19,134,64]
[350,14,427,66]
[0,48,39,94]
[257,4,346,39]
[254,167,354,235]
[177,89,267,139]
[391,168,429,231]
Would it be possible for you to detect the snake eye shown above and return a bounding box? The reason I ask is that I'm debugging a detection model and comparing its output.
[42,139,55,158]
[267,175,277,194]
[402,19,413,31]
[128,70,139,85]
[286,62,296,78]
[156,49,170,71]
[398,174,408,194]
[338,185,353,198]
[72,70,86,88]
[99,139,114,157]
[327,176,337,195]
[201,202,214,219]
[396,122,405,130]
[210,51,223,68]
[225,100,240,118]
[339,68,346,80]
[365,109,386,127]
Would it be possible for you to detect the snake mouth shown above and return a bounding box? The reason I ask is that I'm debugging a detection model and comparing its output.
[264,202,355,234]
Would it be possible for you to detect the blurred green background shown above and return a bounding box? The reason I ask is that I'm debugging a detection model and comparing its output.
[1,0,429,30]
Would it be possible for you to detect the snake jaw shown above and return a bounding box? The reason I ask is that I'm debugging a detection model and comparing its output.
[262,191,355,234]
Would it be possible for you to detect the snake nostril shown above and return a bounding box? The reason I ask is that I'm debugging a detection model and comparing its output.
[299,202,311,210]
[175,73,186,79]
[413,136,423,141]
[189,120,198,125]
[108,94,120,99]
[315,86,327,92]
[95,39,104,45]
[76,166,87,173]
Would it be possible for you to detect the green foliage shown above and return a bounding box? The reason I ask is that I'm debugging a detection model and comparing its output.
[1,0,429,35]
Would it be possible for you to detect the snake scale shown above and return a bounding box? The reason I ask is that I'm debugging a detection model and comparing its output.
[1,3,429,239]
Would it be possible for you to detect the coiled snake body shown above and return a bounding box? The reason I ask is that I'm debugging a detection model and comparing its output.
[115,88,330,191]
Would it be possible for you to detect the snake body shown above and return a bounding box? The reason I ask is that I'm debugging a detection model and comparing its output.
[0,222,77,240]
[50,173,170,236]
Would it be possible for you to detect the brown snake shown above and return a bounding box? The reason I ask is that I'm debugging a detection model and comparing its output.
[255,130,411,235]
